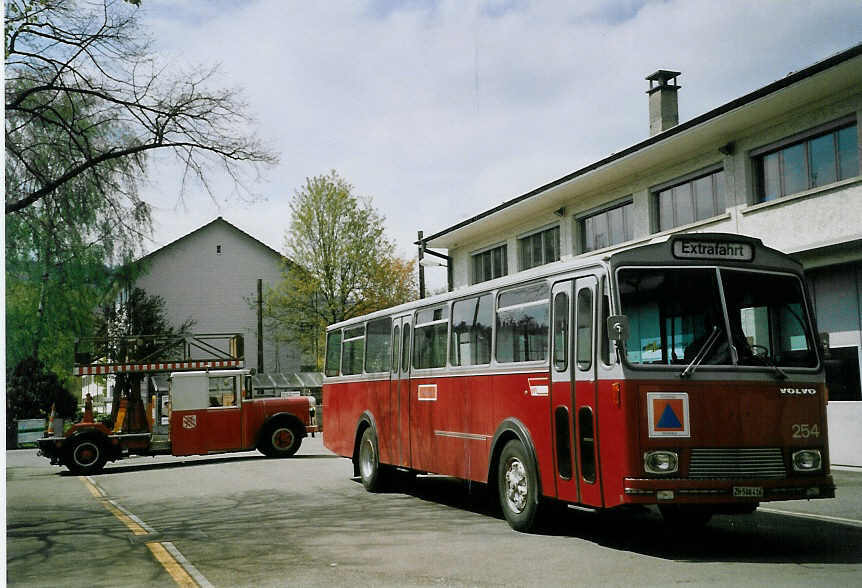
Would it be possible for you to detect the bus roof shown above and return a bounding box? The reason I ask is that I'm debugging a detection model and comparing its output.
[327,232,800,332]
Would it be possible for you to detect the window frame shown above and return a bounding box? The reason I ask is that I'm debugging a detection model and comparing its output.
[495,280,551,365]
[578,198,634,254]
[471,242,508,285]
[450,293,494,368]
[652,164,726,232]
[751,116,858,203]
[364,316,392,374]
[518,223,561,271]
[412,304,450,370]
[341,325,366,376]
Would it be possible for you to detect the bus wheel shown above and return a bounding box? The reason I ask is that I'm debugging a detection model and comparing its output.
[497,439,539,532]
[261,423,302,457]
[66,437,107,475]
[358,427,386,492]
[659,504,713,527]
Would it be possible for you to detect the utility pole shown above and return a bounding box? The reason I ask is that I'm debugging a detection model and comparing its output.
[257,279,264,373]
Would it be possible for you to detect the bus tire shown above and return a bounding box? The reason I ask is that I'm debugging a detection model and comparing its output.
[260,422,302,457]
[358,426,386,492]
[658,504,713,527]
[65,436,107,475]
[497,439,540,532]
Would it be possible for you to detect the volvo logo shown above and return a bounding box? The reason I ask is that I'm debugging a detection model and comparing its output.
[780,387,817,396]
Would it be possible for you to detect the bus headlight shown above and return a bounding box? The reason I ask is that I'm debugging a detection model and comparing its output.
[792,449,822,472]
[644,450,679,475]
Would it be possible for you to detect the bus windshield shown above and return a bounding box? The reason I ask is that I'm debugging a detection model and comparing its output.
[618,267,818,369]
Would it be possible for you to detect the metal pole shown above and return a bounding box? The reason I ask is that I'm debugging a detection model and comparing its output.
[418,230,425,299]
[257,278,264,373]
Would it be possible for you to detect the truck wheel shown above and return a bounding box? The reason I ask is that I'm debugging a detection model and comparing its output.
[497,439,540,532]
[260,423,302,457]
[66,437,107,475]
[358,427,387,492]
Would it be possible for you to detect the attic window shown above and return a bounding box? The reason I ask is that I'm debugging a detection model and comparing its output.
[216,244,223,255]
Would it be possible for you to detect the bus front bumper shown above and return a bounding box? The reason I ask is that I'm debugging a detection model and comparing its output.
[622,475,836,504]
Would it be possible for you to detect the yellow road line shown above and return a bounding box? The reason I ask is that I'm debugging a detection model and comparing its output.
[79,476,204,587]
[146,542,199,587]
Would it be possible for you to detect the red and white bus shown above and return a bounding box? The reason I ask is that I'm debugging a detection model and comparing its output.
[323,233,835,531]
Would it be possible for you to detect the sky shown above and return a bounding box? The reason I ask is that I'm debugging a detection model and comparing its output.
[137,0,862,290]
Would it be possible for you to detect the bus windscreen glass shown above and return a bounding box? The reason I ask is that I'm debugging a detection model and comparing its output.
[618,267,817,368]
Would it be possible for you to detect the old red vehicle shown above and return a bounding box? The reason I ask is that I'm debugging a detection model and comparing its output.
[323,233,834,531]
[38,334,317,475]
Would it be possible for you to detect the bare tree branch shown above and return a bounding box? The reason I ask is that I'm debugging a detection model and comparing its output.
[5,0,278,216]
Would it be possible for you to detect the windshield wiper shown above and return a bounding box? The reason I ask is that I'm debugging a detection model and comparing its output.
[680,326,721,379]
[757,350,789,380]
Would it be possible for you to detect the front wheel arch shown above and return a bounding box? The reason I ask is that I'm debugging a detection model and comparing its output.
[488,418,542,503]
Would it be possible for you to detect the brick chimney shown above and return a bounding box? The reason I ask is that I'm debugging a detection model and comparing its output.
[646,70,681,136]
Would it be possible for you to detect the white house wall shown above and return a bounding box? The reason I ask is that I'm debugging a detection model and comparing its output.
[135,220,303,374]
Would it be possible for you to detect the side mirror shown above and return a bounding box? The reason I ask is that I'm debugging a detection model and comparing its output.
[607,315,630,343]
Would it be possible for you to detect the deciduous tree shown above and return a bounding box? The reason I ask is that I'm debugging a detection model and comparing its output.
[266,171,416,367]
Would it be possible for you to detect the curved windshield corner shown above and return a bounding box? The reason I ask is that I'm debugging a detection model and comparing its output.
[615,266,819,372]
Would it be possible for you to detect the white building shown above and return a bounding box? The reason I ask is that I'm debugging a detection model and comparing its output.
[135,217,305,374]
[420,45,862,466]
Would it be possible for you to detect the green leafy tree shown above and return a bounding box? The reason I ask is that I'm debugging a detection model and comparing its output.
[267,171,417,368]
[5,0,276,379]
[6,357,79,448]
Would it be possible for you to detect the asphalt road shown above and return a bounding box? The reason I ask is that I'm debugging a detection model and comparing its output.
[6,436,862,587]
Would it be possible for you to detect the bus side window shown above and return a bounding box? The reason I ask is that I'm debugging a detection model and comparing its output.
[392,324,401,374]
[576,288,593,371]
[414,305,449,369]
[342,325,365,375]
[553,292,569,372]
[325,330,342,377]
[365,317,392,373]
[451,294,492,366]
[401,324,411,373]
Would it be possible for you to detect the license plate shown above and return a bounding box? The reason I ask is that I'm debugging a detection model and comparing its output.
[733,486,764,498]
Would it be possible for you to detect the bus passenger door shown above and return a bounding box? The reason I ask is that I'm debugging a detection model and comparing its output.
[551,280,579,503]
[574,276,602,507]
[390,315,412,468]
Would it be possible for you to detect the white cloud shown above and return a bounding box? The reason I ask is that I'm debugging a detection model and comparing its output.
[137,0,862,289]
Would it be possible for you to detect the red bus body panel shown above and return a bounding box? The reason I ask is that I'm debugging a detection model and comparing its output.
[324,373,833,508]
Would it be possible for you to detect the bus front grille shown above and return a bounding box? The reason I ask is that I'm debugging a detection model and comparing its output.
[689,448,786,479]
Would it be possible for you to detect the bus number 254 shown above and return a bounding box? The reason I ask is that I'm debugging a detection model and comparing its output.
[792,424,821,439]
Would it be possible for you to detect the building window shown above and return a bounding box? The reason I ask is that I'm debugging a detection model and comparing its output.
[755,121,858,203]
[656,168,726,231]
[519,225,560,270]
[581,201,633,253]
[216,244,223,255]
[472,244,507,284]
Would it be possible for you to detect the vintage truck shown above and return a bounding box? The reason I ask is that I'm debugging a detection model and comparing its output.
[37,366,318,475]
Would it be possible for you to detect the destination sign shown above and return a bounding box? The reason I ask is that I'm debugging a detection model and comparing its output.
[672,239,754,261]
